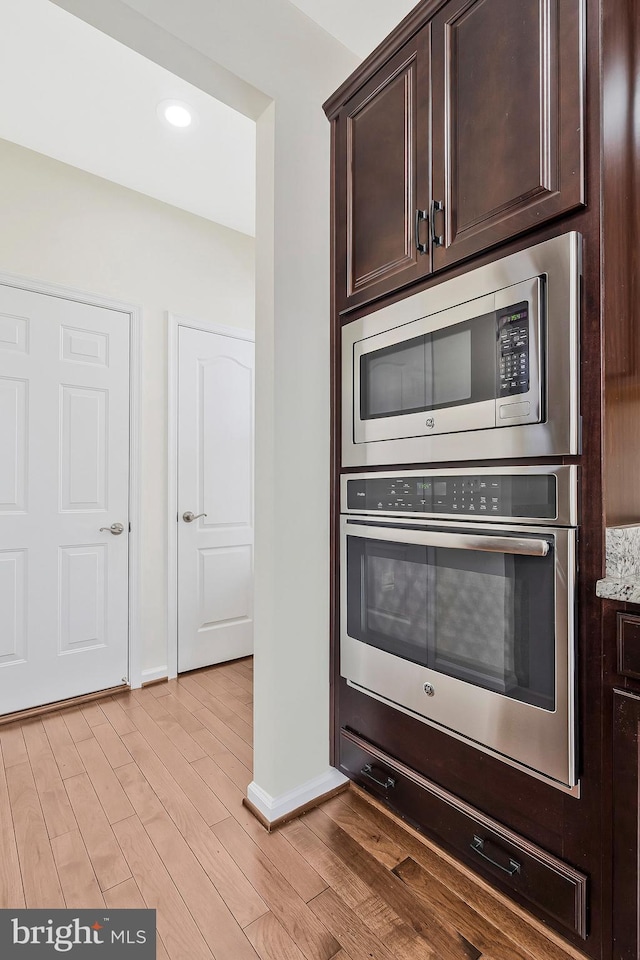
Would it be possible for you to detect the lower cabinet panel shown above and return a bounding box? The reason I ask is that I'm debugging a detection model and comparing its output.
[340,728,588,940]
[612,689,640,960]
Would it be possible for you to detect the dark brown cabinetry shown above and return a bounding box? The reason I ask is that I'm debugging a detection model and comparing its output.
[326,0,639,956]
[617,613,640,680]
[328,0,585,314]
[335,31,431,313]
[341,729,588,940]
[612,689,640,960]
[430,0,584,270]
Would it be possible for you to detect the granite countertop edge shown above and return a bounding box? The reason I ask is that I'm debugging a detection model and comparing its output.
[596,524,640,603]
[595,577,640,603]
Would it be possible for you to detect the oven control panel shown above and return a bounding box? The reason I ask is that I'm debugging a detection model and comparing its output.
[497,301,530,397]
[346,473,557,520]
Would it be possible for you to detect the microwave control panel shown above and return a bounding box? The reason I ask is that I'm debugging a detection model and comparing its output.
[497,301,530,397]
[346,473,556,520]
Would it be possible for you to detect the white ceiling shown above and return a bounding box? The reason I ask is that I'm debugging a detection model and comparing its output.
[0,0,415,237]
[287,0,418,59]
[0,0,256,236]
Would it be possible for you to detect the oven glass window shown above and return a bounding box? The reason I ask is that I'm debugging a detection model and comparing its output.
[359,311,496,419]
[346,534,555,710]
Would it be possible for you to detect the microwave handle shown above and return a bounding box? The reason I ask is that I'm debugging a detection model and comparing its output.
[416,530,549,557]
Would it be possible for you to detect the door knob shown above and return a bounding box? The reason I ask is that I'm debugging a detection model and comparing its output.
[183,511,207,523]
[99,522,125,535]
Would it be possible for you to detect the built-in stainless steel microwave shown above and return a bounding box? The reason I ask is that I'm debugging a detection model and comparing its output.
[342,233,581,467]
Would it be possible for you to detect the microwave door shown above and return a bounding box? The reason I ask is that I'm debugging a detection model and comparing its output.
[354,292,497,444]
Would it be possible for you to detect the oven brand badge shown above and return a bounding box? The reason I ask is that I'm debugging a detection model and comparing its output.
[0,910,156,957]
[425,418,435,429]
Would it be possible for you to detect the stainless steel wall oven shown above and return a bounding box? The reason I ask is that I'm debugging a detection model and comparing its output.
[342,233,581,467]
[340,466,578,790]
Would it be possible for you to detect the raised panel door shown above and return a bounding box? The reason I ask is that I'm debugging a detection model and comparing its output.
[336,30,431,314]
[0,283,130,715]
[177,325,255,673]
[431,0,584,269]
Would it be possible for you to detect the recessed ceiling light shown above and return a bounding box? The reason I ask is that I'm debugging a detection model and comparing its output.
[157,99,196,129]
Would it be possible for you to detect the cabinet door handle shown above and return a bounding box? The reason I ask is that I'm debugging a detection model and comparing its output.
[431,200,444,247]
[470,835,521,876]
[415,209,429,255]
[361,763,396,790]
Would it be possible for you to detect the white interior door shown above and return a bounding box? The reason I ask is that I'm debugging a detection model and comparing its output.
[0,283,130,715]
[177,325,254,673]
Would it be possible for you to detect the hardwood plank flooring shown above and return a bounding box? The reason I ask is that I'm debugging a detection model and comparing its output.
[91,721,133,769]
[103,876,146,910]
[340,788,588,960]
[0,657,586,960]
[75,736,135,824]
[98,696,136,736]
[64,772,131,891]
[80,701,108,728]
[122,731,268,928]
[113,814,215,960]
[41,713,85,779]
[0,722,29,768]
[6,761,65,908]
[21,719,77,839]
[51,829,105,908]
[212,816,339,960]
[125,704,227,825]
[303,806,480,960]
[101,874,176,960]
[0,745,26,908]
[245,912,309,960]
[62,706,94,743]
[116,763,260,960]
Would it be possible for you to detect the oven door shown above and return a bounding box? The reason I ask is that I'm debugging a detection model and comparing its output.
[340,515,576,788]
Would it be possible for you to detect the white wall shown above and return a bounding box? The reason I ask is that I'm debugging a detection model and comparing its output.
[52,0,360,808]
[0,137,255,678]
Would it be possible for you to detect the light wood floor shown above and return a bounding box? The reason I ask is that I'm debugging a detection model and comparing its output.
[0,658,584,960]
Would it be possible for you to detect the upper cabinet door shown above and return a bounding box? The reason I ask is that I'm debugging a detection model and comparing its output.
[336,30,431,314]
[430,0,584,271]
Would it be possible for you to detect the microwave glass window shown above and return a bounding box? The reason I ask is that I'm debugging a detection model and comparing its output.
[364,338,427,418]
[426,329,471,406]
[360,312,496,420]
[346,534,555,710]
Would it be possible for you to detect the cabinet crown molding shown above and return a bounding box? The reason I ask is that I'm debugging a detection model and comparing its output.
[322,0,447,120]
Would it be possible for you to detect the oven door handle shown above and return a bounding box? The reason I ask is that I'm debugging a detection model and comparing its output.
[344,520,551,557]
[420,532,549,557]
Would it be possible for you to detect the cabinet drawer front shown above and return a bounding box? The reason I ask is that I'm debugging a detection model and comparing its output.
[617,612,640,679]
[340,729,587,939]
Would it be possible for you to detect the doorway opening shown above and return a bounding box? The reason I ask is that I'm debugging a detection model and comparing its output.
[0,0,257,711]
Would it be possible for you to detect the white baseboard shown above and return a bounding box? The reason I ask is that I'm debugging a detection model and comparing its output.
[138,666,168,688]
[247,767,349,825]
